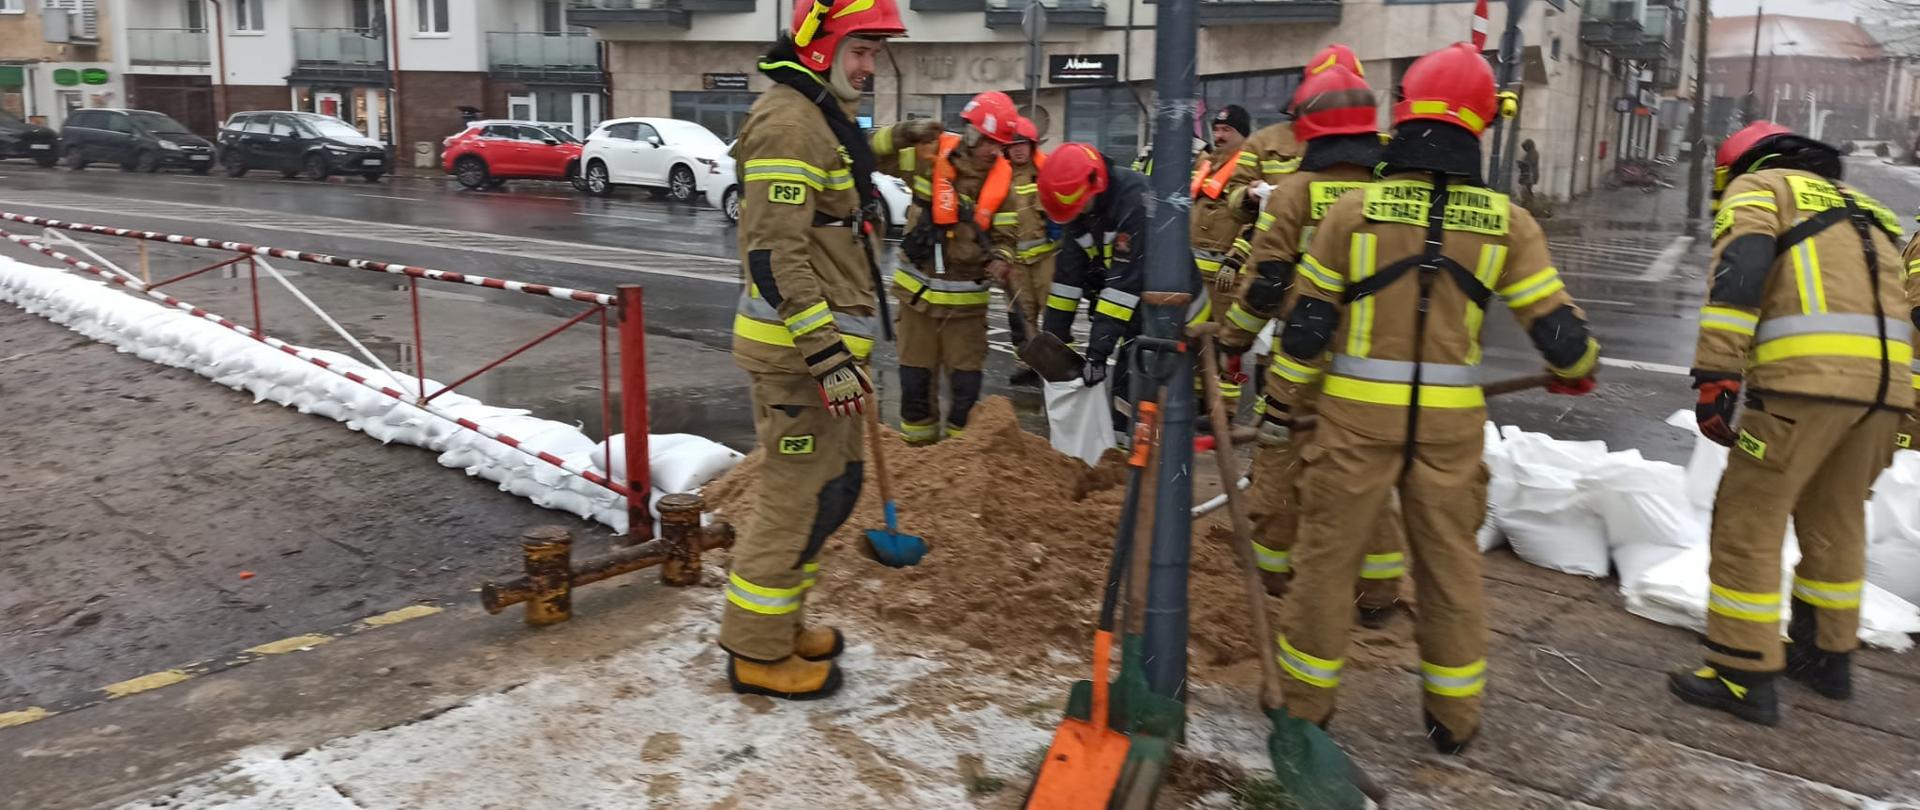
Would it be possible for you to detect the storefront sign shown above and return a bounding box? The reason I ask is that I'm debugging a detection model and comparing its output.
[53,69,80,87]
[703,73,749,91]
[81,68,109,86]
[1613,96,1633,114]
[1049,54,1119,84]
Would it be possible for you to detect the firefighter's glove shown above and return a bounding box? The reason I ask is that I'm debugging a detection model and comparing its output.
[896,118,945,147]
[1245,261,1292,313]
[1082,357,1109,388]
[817,360,874,418]
[1244,180,1274,213]
[1256,419,1291,448]
[1694,376,1742,448]
[1546,376,1596,396]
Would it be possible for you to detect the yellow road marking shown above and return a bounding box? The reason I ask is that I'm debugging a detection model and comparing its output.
[102,670,192,699]
[0,707,53,729]
[360,604,443,627]
[246,634,333,655]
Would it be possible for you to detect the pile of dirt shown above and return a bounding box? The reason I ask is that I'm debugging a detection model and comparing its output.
[701,396,1415,675]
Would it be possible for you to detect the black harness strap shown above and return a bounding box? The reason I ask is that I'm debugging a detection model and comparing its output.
[1839,189,1894,410]
[1341,187,1494,309]
[1774,207,1848,256]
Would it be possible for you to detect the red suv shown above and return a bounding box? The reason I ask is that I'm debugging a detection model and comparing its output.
[442,120,587,190]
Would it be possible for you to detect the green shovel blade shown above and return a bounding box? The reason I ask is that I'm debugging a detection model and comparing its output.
[1265,707,1368,810]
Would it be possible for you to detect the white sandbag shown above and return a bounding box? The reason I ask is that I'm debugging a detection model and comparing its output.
[1587,450,1704,551]
[1043,378,1117,467]
[1624,542,1920,651]
[1497,428,1612,577]
[1249,320,1276,359]
[1478,422,1514,552]
[1668,409,1729,510]
[593,433,746,493]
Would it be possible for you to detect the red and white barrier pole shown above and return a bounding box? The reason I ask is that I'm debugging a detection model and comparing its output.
[618,284,651,540]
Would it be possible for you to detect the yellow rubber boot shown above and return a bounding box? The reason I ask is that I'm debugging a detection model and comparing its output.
[729,655,843,701]
[795,625,845,661]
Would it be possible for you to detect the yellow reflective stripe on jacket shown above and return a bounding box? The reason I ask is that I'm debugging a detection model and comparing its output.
[1193,249,1227,274]
[1187,289,1213,326]
[801,560,821,589]
[1321,376,1486,408]
[1015,182,1038,195]
[992,211,1020,227]
[1047,281,1082,312]
[1237,151,1259,168]
[1361,552,1406,580]
[741,158,854,191]
[1709,583,1781,623]
[1792,576,1862,609]
[1017,239,1058,261]
[1297,253,1344,293]
[1465,244,1507,364]
[893,268,991,306]
[1262,157,1301,175]
[1225,301,1267,334]
[898,147,917,173]
[1908,258,1920,276]
[1346,233,1378,356]
[1270,352,1323,384]
[911,176,933,197]
[785,300,834,337]
[726,572,802,615]
[733,314,874,359]
[1754,334,1913,366]
[1557,337,1602,378]
[1499,267,1566,309]
[1277,634,1342,688]
[1699,306,1760,336]
[1421,659,1487,698]
[1096,287,1139,322]
[1790,238,1826,314]
[735,291,877,359]
[1252,541,1290,573]
[1255,210,1277,232]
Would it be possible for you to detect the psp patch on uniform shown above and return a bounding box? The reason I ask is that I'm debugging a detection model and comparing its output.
[778,434,816,455]
[769,182,807,205]
[1898,433,1913,450]
[1736,429,1767,460]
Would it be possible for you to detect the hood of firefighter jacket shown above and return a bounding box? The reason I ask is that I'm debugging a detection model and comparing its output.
[1382,120,1485,183]
[1301,133,1384,173]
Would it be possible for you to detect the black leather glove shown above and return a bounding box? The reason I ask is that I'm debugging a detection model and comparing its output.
[1244,260,1292,314]
[1082,358,1109,388]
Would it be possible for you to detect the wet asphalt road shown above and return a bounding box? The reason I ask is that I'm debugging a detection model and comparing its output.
[1,155,1917,714]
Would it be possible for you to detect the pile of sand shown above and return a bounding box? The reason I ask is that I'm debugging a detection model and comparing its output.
[701,396,1413,675]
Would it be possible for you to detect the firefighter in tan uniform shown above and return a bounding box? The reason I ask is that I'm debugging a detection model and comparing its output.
[1270,44,1599,752]
[883,91,1021,443]
[1217,66,1408,624]
[1668,122,1917,725]
[723,0,940,700]
[994,117,1055,386]
[1905,229,1920,452]
[1226,44,1367,222]
[1190,105,1258,410]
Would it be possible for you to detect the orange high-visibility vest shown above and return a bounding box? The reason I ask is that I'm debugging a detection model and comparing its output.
[1190,150,1241,199]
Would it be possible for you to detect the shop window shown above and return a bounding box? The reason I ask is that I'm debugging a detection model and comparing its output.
[1064,85,1141,162]
[671,91,758,141]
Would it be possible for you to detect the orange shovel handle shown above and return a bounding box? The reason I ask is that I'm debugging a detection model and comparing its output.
[1089,630,1113,732]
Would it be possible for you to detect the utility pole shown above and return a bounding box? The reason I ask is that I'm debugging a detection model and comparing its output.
[1021,0,1046,123]
[1743,3,1763,121]
[1485,0,1529,191]
[1141,0,1196,704]
[1686,0,1711,232]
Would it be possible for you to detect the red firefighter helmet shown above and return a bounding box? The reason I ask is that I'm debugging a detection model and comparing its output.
[1392,43,1497,136]
[1038,142,1108,223]
[791,0,907,73]
[961,92,1021,144]
[1306,44,1364,78]
[1715,121,1795,192]
[1290,66,1377,142]
[1015,116,1040,144]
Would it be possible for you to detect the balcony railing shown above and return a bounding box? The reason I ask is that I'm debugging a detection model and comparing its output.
[127,27,211,67]
[293,28,389,80]
[566,0,750,25]
[1579,0,1647,47]
[984,0,1106,29]
[488,32,601,83]
[1196,0,1341,25]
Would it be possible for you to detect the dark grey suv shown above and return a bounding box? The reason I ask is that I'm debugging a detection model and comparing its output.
[61,109,214,173]
[0,109,60,168]
[217,111,388,181]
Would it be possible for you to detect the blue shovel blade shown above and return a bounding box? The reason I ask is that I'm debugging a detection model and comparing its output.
[863,528,928,567]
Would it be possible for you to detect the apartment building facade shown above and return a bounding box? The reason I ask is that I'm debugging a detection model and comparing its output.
[110,0,608,165]
[569,0,1701,203]
[1,0,121,128]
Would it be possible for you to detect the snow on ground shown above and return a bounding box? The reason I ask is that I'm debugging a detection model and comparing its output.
[116,597,1260,810]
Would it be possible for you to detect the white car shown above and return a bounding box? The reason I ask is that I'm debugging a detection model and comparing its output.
[706,143,910,233]
[579,117,728,203]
